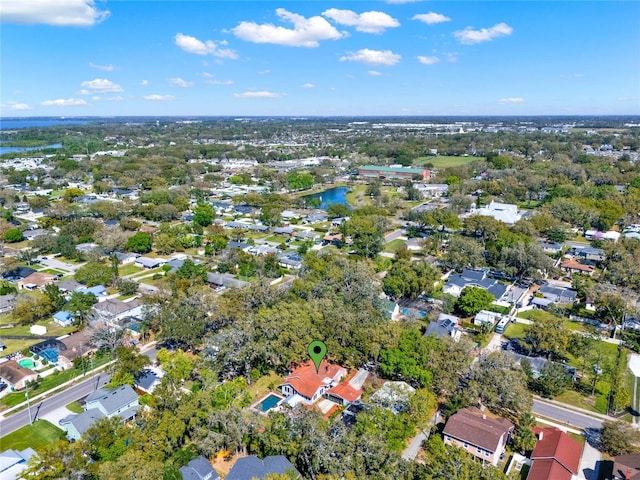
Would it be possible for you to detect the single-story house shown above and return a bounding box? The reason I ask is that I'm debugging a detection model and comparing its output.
[92,298,144,325]
[59,385,139,441]
[114,252,140,264]
[560,258,595,276]
[76,285,108,298]
[56,279,84,294]
[474,310,504,327]
[1,266,36,281]
[425,313,462,342]
[303,212,328,224]
[278,253,303,270]
[179,456,219,480]
[0,294,16,315]
[443,407,514,467]
[568,245,606,262]
[414,183,449,198]
[443,268,507,299]
[528,427,582,480]
[135,257,168,269]
[53,311,74,327]
[248,245,279,256]
[22,228,49,240]
[539,242,563,255]
[206,273,250,290]
[226,455,300,480]
[0,448,37,479]
[135,369,162,394]
[369,381,416,414]
[280,360,347,406]
[227,241,252,252]
[470,201,522,225]
[535,285,577,306]
[273,226,296,235]
[17,272,55,290]
[0,360,38,390]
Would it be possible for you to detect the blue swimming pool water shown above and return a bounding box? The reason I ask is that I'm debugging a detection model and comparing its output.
[39,348,59,363]
[401,308,427,317]
[256,393,282,412]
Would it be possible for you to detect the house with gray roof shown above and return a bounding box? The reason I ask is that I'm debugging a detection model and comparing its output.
[206,273,250,290]
[443,268,508,299]
[0,447,36,479]
[60,385,139,441]
[0,294,16,315]
[536,285,577,306]
[425,313,462,342]
[92,298,144,325]
[470,201,522,225]
[135,256,168,269]
[179,456,219,480]
[226,455,300,480]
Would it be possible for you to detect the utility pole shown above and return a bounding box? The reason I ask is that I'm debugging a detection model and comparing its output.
[26,382,33,425]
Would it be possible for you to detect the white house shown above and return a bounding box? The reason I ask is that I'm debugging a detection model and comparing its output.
[471,201,522,225]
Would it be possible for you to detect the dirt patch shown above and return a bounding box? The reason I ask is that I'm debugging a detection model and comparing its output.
[212,451,246,476]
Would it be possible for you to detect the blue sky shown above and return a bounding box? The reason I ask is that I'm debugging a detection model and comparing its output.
[1,0,639,116]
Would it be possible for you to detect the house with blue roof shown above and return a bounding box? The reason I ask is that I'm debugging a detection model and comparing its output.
[76,285,108,297]
[53,311,74,327]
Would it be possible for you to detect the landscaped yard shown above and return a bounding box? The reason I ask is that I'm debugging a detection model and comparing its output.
[384,239,406,253]
[118,263,143,276]
[0,318,76,356]
[0,420,66,452]
[247,371,284,400]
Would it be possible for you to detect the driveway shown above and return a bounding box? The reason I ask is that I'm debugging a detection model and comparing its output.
[39,257,84,273]
[578,440,601,480]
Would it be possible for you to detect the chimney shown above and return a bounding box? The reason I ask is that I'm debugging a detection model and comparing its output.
[482,414,486,420]
[538,431,544,440]
[626,468,632,479]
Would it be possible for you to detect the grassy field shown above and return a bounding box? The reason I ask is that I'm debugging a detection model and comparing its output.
[415,155,484,169]
[65,401,84,413]
[247,372,284,400]
[0,317,77,356]
[384,239,406,253]
[0,420,66,452]
[118,263,143,276]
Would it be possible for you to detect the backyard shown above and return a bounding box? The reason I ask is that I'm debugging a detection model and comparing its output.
[0,420,66,453]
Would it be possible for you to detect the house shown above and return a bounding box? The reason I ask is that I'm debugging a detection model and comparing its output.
[113,251,140,264]
[0,360,38,390]
[179,456,219,480]
[569,245,606,262]
[443,268,508,299]
[304,212,328,224]
[585,229,620,242]
[206,273,250,290]
[135,256,168,269]
[59,385,139,441]
[17,272,55,290]
[76,285,108,298]
[0,448,37,479]
[425,313,462,342]
[92,298,144,325]
[471,201,522,225]
[611,453,640,479]
[474,310,504,327]
[226,241,252,252]
[534,285,577,308]
[135,369,161,394]
[324,369,368,407]
[1,266,36,281]
[56,279,84,294]
[226,455,300,480]
[414,183,449,198]
[560,258,595,276]
[22,228,49,240]
[278,252,303,270]
[443,407,514,467]
[528,427,582,480]
[280,360,347,406]
[358,165,430,181]
[0,294,16,315]
[53,311,74,327]
[370,381,416,414]
[539,242,563,255]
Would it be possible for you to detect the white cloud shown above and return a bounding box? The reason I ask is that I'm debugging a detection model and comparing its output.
[412,12,451,25]
[41,98,87,106]
[301,83,315,88]
[89,62,115,71]
[367,70,383,76]
[498,97,525,103]
[140,80,149,86]
[3,101,32,111]
[201,72,214,78]
[80,78,123,93]
[169,77,194,88]
[340,48,401,66]
[91,95,124,102]
[417,55,440,65]
[174,33,238,59]
[205,79,234,85]
[232,8,346,47]
[322,9,399,34]
[454,22,513,44]
[76,89,91,95]
[258,70,271,75]
[1,0,109,26]
[144,94,175,101]
[233,91,287,98]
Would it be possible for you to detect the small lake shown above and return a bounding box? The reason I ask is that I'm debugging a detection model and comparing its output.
[302,186,350,210]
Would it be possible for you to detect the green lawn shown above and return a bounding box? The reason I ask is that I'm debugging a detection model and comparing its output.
[247,372,284,400]
[0,420,66,453]
[0,321,76,356]
[65,401,84,413]
[118,263,143,276]
[503,322,528,340]
[384,239,406,253]
[415,155,484,169]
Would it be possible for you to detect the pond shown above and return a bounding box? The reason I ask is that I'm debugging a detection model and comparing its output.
[302,186,350,210]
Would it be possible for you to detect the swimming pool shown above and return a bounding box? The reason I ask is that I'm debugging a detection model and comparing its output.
[401,308,427,318]
[255,393,283,412]
[18,358,35,369]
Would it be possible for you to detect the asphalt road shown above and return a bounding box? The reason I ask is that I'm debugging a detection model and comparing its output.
[532,399,603,430]
[0,373,111,434]
[0,346,158,436]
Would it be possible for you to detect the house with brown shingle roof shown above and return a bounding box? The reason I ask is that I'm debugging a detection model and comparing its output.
[0,360,38,390]
[17,272,55,290]
[611,453,640,479]
[560,258,595,276]
[443,407,514,466]
[528,427,582,480]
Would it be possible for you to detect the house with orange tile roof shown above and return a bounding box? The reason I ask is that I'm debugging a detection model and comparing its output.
[280,360,347,406]
[560,258,595,276]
